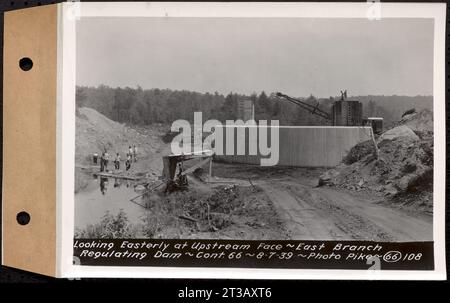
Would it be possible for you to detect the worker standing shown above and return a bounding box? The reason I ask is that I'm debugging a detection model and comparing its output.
[133,145,138,162]
[100,151,104,172]
[126,153,132,171]
[114,152,121,170]
[103,150,109,172]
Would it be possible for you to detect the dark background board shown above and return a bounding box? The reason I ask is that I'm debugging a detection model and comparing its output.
[0,0,448,295]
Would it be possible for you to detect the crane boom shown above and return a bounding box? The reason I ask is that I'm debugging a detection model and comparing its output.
[275,92,331,121]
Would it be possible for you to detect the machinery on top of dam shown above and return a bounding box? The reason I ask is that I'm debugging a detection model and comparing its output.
[275,90,383,134]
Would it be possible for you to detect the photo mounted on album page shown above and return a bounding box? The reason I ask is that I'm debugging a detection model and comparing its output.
[5,1,445,280]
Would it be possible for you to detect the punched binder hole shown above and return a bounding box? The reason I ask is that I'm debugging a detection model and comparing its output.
[16,212,30,225]
[19,57,33,71]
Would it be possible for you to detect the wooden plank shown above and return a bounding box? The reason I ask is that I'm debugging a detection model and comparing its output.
[180,157,212,176]
[93,172,144,180]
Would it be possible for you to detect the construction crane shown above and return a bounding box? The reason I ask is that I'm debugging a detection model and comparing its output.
[275,92,331,121]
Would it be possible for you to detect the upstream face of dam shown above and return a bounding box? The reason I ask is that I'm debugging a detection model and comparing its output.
[212,126,373,167]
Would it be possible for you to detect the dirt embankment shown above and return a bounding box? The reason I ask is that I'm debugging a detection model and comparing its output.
[75,107,170,192]
[319,109,433,214]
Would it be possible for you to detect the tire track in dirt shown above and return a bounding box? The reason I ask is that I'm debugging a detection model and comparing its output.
[259,180,432,241]
[260,181,348,240]
[315,187,432,241]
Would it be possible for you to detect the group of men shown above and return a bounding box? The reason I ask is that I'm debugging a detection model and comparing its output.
[99,145,138,173]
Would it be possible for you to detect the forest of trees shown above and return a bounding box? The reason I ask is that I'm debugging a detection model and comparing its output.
[76,85,433,128]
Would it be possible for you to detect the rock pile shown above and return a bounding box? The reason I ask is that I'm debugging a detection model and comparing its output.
[318,109,433,211]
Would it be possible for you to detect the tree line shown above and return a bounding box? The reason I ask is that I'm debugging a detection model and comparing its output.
[76,85,433,128]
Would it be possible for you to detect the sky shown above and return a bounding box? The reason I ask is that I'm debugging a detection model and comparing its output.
[76,17,434,97]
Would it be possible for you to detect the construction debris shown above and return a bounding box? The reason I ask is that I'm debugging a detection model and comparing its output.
[140,184,287,239]
[318,109,433,213]
[378,125,419,142]
[162,150,213,193]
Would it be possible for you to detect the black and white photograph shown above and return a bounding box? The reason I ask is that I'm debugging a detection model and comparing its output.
[64,2,445,277]
[74,15,434,241]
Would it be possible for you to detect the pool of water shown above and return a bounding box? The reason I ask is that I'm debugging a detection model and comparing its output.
[75,176,148,230]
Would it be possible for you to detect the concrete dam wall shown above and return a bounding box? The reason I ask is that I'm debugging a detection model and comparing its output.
[213,126,373,167]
